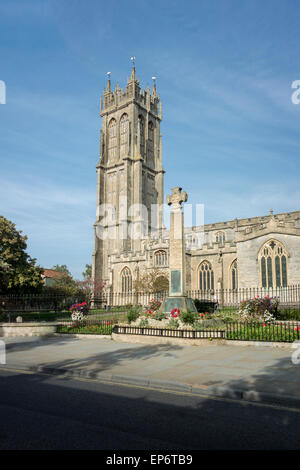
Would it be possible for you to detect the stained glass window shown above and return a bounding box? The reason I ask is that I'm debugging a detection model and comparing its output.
[199,261,214,291]
[259,240,288,288]
[121,267,132,292]
[231,260,238,290]
[154,250,167,266]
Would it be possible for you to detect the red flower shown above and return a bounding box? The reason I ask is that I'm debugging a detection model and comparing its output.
[201,313,204,317]
[171,308,180,318]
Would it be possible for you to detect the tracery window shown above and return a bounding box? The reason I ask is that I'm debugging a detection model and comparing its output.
[216,231,225,244]
[147,121,154,164]
[108,118,117,162]
[258,240,288,288]
[121,266,132,293]
[199,261,214,291]
[120,114,129,158]
[138,115,144,157]
[154,250,168,267]
[231,259,238,290]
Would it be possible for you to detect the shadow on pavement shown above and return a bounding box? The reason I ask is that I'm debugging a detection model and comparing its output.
[1,354,300,450]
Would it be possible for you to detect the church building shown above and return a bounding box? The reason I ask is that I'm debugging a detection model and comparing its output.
[92,65,300,298]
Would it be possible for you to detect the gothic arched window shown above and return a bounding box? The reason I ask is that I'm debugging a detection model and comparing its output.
[121,266,132,293]
[216,231,225,244]
[108,118,117,162]
[231,259,238,290]
[148,121,154,164]
[154,250,168,267]
[199,261,214,291]
[120,114,129,158]
[138,115,144,156]
[258,240,288,288]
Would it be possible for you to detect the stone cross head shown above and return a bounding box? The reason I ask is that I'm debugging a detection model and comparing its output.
[166,187,188,211]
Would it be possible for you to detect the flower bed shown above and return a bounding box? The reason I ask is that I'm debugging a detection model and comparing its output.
[57,321,113,335]
[239,295,278,321]
[226,321,300,342]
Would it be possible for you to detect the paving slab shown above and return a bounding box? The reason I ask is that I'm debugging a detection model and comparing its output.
[1,335,300,408]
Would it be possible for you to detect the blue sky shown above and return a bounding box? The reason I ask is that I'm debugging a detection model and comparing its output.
[1,0,300,279]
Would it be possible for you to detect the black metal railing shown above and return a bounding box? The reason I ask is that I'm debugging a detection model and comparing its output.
[0,293,85,315]
[1,286,300,311]
[225,320,300,342]
[56,319,114,335]
[113,321,300,343]
[112,324,225,339]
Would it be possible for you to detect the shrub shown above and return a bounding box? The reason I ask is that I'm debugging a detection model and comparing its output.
[149,298,162,311]
[239,295,278,322]
[196,318,225,329]
[154,311,165,321]
[139,318,149,327]
[275,308,300,321]
[127,308,140,324]
[193,321,205,330]
[194,299,215,313]
[181,311,196,325]
[145,309,154,318]
[167,318,180,329]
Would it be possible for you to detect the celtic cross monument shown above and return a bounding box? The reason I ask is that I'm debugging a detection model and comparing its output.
[161,187,196,314]
[167,187,188,296]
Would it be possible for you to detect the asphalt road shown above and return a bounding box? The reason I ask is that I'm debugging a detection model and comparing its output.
[1,369,300,450]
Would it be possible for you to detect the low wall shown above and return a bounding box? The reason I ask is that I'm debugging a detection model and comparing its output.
[111,333,293,348]
[0,322,58,337]
[112,332,226,347]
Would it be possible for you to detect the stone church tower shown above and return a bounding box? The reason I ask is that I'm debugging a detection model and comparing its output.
[92,64,300,302]
[92,65,165,287]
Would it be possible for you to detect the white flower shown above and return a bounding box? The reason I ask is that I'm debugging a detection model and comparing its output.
[71,311,84,322]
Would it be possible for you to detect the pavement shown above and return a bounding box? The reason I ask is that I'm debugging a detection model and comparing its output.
[1,334,300,409]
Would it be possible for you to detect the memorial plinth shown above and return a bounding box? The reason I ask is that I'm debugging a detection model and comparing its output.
[161,187,196,314]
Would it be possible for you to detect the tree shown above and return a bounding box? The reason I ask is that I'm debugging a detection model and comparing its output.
[76,277,106,303]
[0,215,44,294]
[48,265,80,296]
[82,264,92,279]
[52,265,71,275]
[134,268,169,293]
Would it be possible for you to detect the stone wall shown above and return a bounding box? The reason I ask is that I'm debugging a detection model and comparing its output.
[0,323,57,337]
